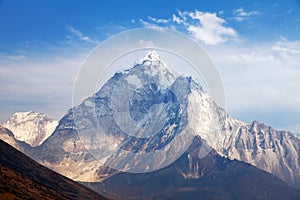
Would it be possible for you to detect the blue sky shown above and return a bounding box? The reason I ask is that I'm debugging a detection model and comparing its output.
[1,0,300,132]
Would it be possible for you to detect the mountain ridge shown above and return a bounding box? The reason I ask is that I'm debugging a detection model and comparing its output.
[217,116,300,188]
[83,136,300,200]
[2,111,58,147]
[1,51,300,191]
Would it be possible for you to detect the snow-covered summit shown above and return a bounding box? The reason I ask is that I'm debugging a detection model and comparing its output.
[2,111,58,147]
[145,51,163,62]
[138,51,173,72]
[133,51,178,88]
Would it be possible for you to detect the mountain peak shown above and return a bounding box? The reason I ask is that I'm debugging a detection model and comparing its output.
[139,51,167,67]
[2,111,58,147]
[13,110,38,117]
[145,51,161,62]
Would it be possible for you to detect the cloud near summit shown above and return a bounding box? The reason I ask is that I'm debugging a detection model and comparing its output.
[140,10,238,45]
[177,10,238,45]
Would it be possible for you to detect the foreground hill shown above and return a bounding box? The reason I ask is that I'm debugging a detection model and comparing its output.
[0,139,108,200]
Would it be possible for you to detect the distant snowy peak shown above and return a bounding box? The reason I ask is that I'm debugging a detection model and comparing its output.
[2,111,58,147]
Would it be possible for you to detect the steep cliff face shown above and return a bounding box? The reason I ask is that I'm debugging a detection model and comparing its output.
[34,51,223,180]
[215,117,300,188]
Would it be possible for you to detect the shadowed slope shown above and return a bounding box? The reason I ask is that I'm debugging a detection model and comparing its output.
[0,139,108,200]
[84,137,300,200]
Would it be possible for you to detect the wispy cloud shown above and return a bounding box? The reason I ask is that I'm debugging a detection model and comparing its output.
[233,7,260,22]
[139,19,162,29]
[185,10,238,45]
[66,26,98,44]
[140,10,238,45]
[0,50,28,62]
[147,16,169,24]
[272,37,300,57]
[172,14,183,24]
[1,54,26,61]
[94,24,127,37]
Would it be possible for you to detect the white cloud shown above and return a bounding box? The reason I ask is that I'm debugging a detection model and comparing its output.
[66,26,98,44]
[272,38,300,57]
[185,10,238,45]
[147,16,169,24]
[0,50,28,62]
[233,7,260,22]
[141,10,238,45]
[172,14,182,24]
[138,19,167,32]
[139,19,160,28]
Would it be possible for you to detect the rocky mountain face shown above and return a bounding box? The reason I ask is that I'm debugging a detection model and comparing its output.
[83,136,300,200]
[1,51,299,194]
[217,117,300,188]
[0,125,32,155]
[2,111,58,147]
[0,139,108,200]
[35,112,101,182]
[34,51,224,180]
